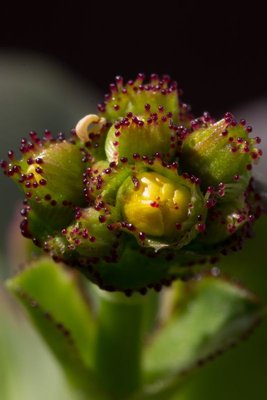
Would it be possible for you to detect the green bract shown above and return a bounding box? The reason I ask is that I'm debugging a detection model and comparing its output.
[1,74,262,293]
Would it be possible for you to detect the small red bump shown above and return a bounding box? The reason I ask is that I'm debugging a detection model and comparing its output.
[8,150,14,160]
[255,136,261,144]
[139,232,146,241]
[196,223,206,233]
[99,215,106,223]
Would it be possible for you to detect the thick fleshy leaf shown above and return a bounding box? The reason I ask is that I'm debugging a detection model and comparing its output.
[7,257,95,368]
[0,283,86,400]
[142,275,263,395]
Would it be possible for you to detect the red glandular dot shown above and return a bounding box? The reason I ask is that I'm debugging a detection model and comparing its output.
[196,223,206,233]
[8,150,14,160]
[139,232,146,241]
[127,223,135,231]
[20,219,32,238]
[20,208,28,216]
[12,165,21,173]
[255,136,261,144]
[44,130,52,140]
[0,160,8,169]
[99,215,106,223]
[107,224,115,231]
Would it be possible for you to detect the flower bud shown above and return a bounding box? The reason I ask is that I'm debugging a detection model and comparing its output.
[105,114,177,163]
[97,74,181,123]
[116,159,206,251]
[1,76,262,294]
[121,172,190,237]
[180,117,262,190]
[47,206,120,260]
[2,134,89,241]
[198,197,251,246]
[6,137,86,207]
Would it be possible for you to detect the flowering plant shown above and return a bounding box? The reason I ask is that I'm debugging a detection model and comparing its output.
[0,74,265,400]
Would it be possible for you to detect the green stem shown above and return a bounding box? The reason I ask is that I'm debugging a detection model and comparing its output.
[93,288,159,399]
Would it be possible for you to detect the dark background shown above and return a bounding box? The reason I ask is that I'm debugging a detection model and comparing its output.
[1,2,266,117]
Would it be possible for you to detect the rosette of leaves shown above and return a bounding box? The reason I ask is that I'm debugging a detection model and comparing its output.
[1,74,263,294]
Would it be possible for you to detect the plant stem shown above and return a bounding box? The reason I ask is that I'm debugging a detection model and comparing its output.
[93,288,158,399]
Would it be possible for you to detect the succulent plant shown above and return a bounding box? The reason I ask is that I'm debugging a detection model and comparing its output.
[1,74,263,294]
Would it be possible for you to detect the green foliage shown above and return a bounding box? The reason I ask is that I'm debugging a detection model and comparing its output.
[143,277,262,385]
[3,256,264,400]
[8,258,95,367]
[0,283,86,400]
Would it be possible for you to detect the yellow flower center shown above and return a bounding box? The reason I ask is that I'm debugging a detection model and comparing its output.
[123,172,191,237]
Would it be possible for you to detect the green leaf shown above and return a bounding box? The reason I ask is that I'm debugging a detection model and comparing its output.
[142,275,263,395]
[0,282,86,400]
[10,286,107,399]
[7,257,95,368]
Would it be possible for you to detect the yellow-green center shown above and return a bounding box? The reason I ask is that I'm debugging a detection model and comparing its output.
[123,172,190,237]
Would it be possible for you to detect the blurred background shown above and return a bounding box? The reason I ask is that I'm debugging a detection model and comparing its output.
[0,2,266,399]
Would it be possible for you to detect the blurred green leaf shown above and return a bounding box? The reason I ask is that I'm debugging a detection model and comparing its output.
[0,282,85,400]
[6,257,108,399]
[173,215,267,400]
[142,276,263,397]
[8,257,95,367]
